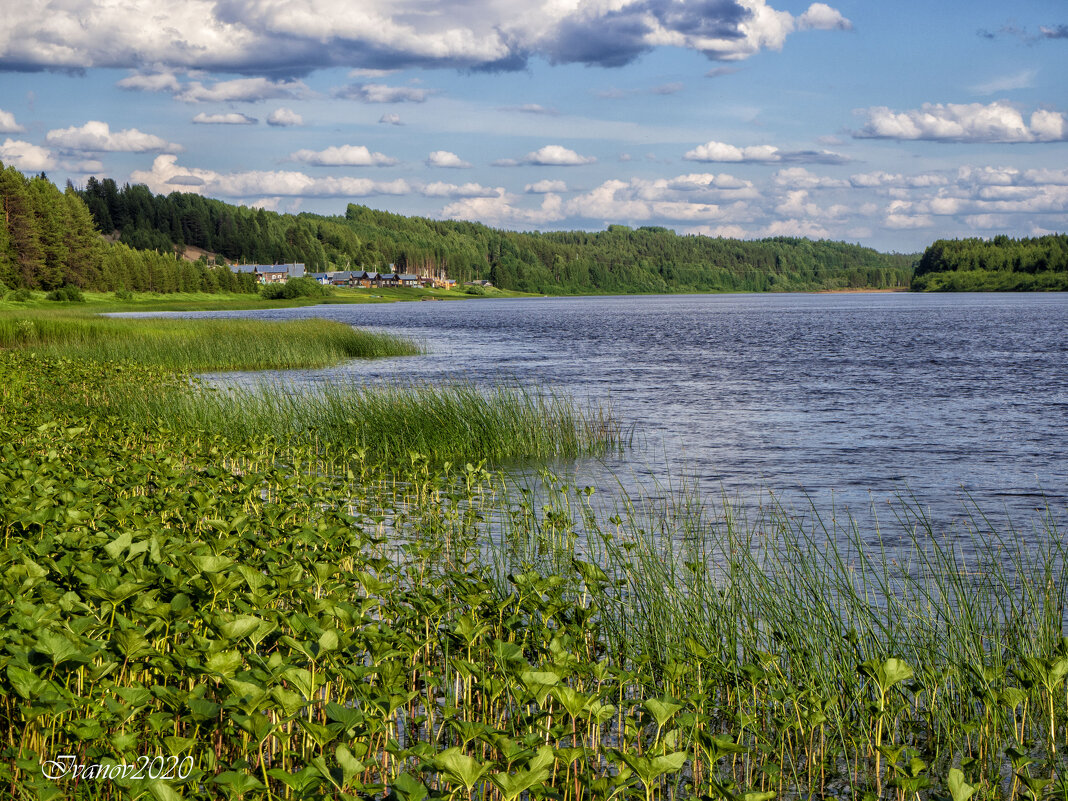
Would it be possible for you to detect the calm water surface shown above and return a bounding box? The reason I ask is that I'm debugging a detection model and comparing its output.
[155,292,1068,532]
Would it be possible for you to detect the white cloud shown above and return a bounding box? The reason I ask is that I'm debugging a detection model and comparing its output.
[267,108,303,127]
[797,3,852,31]
[334,84,431,103]
[193,112,258,124]
[426,150,473,168]
[289,145,397,166]
[45,121,182,153]
[176,78,310,103]
[685,140,845,163]
[117,72,182,93]
[0,0,851,74]
[526,179,568,193]
[0,139,55,171]
[520,145,596,166]
[0,109,25,133]
[420,181,501,198]
[856,101,1068,143]
[773,167,848,189]
[131,154,410,197]
[848,171,948,189]
[443,193,564,227]
[379,113,403,125]
[764,219,831,238]
[561,177,759,223]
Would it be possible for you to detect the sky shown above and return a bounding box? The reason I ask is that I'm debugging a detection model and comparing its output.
[0,0,1065,252]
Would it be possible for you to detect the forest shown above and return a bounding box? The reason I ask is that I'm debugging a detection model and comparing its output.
[911,234,1068,291]
[76,178,917,294]
[0,165,258,294]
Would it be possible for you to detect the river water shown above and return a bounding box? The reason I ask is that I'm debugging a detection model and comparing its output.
[148,292,1068,536]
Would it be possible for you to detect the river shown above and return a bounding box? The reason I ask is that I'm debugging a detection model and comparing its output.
[141,291,1068,537]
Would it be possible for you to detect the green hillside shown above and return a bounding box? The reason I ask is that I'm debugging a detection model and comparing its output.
[911,234,1068,291]
[0,165,258,295]
[78,177,916,293]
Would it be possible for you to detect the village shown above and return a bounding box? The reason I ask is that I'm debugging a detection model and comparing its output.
[229,263,466,290]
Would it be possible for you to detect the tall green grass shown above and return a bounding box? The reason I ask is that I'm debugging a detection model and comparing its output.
[0,310,420,370]
[102,377,622,466]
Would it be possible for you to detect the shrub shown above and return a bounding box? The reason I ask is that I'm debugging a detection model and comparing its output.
[115,288,134,301]
[45,285,86,302]
[260,276,332,300]
[9,288,33,302]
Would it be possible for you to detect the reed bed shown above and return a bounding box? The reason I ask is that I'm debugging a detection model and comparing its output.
[2,353,1068,801]
[0,310,419,370]
[101,376,622,466]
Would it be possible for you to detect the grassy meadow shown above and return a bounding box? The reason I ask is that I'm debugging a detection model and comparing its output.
[1,305,1067,800]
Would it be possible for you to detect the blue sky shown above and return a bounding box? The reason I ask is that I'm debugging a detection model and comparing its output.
[0,0,1065,251]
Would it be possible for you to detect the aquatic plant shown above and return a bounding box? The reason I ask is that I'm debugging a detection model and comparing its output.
[1,352,1067,800]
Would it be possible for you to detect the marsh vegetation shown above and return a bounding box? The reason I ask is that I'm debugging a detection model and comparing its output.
[1,308,1067,800]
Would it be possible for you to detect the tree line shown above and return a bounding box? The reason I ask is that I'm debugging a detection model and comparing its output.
[0,165,259,294]
[912,234,1068,291]
[76,179,916,293]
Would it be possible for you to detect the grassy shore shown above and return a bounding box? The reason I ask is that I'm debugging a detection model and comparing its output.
[0,284,534,313]
[0,309,420,371]
[2,317,1067,801]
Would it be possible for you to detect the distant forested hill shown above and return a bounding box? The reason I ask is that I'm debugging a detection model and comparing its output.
[78,178,916,293]
[912,234,1068,291]
[0,164,257,294]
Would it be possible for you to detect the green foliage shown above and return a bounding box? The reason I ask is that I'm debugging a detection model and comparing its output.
[2,349,1068,800]
[913,234,1068,291]
[44,285,86,302]
[72,175,916,294]
[0,310,420,370]
[8,287,33,302]
[0,162,260,296]
[259,276,333,300]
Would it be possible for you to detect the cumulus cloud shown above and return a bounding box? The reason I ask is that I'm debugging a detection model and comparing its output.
[0,139,55,171]
[130,154,410,197]
[797,3,852,30]
[379,113,403,125]
[1040,25,1068,39]
[426,150,472,168]
[685,140,846,163]
[519,145,596,166]
[176,78,310,103]
[856,101,1068,143]
[443,193,564,227]
[193,112,258,124]
[848,171,948,189]
[0,109,26,133]
[0,0,851,74]
[289,145,397,166]
[267,108,303,127]
[420,181,501,198]
[773,167,849,189]
[526,179,568,193]
[333,84,431,103]
[117,72,183,93]
[45,121,182,153]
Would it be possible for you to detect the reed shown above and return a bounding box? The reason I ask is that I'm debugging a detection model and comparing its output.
[3,352,1068,801]
[101,376,622,466]
[0,310,419,370]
